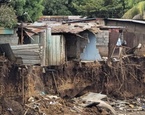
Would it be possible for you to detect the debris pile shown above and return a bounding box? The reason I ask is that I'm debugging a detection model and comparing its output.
[110,97,145,115]
[1,55,145,114]
[24,93,110,115]
[102,56,145,98]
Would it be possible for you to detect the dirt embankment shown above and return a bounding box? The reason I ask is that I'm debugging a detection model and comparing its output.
[44,57,145,99]
[0,56,145,114]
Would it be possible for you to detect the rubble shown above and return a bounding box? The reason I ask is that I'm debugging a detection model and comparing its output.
[109,96,145,115]
[24,93,109,115]
[73,92,116,115]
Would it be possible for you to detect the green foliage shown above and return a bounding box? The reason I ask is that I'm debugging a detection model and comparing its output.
[43,0,124,18]
[126,0,144,7]
[11,0,26,16]
[0,5,17,28]
[123,1,145,19]
[24,0,44,22]
[11,0,44,22]
[72,0,123,18]
[43,0,72,15]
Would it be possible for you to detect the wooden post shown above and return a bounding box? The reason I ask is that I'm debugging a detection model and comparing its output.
[40,30,46,66]
[46,27,51,66]
[21,22,24,44]
[21,69,25,104]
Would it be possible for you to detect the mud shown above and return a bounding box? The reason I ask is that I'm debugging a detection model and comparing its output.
[0,56,145,114]
[0,97,24,115]
[44,57,145,99]
[44,61,102,98]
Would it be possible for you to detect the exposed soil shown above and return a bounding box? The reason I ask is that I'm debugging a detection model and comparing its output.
[0,56,145,114]
[44,57,145,99]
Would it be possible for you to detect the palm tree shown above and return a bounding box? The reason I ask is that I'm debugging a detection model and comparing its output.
[122,1,145,20]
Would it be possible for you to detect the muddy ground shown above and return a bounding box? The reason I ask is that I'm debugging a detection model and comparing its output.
[0,56,145,114]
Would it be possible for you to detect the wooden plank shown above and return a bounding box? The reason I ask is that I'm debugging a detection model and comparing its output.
[12,47,43,51]
[40,29,46,66]
[15,55,40,60]
[23,60,41,64]
[46,28,51,65]
[11,44,40,49]
[12,48,40,51]
[13,49,40,52]
[12,47,40,50]
[12,48,40,50]
[13,51,40,55]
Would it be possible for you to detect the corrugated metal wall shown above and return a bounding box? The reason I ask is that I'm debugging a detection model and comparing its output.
[47,35,65,65]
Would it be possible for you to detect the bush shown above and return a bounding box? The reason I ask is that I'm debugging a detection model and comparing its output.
[0,5,17,28]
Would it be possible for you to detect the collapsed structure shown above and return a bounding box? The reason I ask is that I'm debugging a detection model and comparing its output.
[0,17,145,114]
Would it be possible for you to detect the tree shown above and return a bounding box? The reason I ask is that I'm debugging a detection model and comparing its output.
[43,0,72,15]
[72,0,123,18]
[43,0,124,18]
[122,0,145,19]
[0,0,11,3]
[11,0,44,22]
[0,5,17,28]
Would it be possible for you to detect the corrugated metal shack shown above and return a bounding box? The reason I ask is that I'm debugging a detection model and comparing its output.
[10,23,47,65]
[51,22,103,62]
[0,16,127,66]
[0,17,126,66]
[15,18,125,66]
[104,18,145,56]
[22,21,110,66]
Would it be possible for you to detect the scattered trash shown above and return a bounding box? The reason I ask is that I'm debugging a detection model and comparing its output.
[109,97,145,114]
[28,96,35,102]
[74,92,116,115]
[7,108,12,111]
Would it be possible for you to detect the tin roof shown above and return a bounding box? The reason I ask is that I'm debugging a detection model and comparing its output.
[106,18,145,25]
[51,22,100,34]
[23,22,101,37]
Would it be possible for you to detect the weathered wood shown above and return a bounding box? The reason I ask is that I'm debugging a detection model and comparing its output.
[13,49,40,52]
[11,44,40,49]
[0,44,16,62]
[15,55,40,60]
[40,31,46,66]
[23,60,41,64]
[13,51,40,55]
[46,28,51,65]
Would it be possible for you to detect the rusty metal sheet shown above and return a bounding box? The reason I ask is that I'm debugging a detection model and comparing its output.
[108,29,120,59]
[51,24,85,34]
[124,32,136,48]
[24,27,44,34]
[24,30,34,37]
[51,23,100,34]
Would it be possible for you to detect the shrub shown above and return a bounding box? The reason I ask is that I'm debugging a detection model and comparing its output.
[0,5,17,28]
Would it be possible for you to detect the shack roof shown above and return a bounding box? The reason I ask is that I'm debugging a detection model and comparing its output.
[51,22,100,34]
[105,18,145,25]
[22,22,101,35]
[22,19,125,36]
